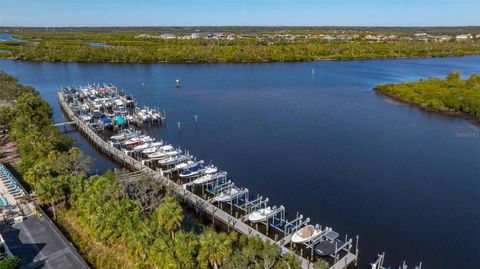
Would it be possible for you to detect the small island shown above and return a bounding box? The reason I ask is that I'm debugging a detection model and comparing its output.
[374,72,480,121]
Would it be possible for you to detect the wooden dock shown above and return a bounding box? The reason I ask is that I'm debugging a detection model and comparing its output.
[330,253,357,269]
[58,92,357,269]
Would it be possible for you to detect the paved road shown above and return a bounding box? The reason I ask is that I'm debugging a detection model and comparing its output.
[1,215,89,269]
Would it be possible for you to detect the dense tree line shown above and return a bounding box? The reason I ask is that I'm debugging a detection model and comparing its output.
[1,31,479,63]
[0,72,302,269]
[0,71,35,101]
[375,72,480,117]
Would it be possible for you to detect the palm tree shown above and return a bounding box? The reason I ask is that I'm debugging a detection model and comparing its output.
[35,178,65,219]
[156,196,183,240]
[173,230,198,269]
[197,226,233,269]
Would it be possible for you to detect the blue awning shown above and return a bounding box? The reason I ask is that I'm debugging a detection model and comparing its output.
[113,115,126,125]
[99,117,112,125]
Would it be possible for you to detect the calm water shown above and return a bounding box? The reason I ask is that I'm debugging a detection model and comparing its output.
[1,56,479,268]
[83,42,113,47]
[0,33,28,43]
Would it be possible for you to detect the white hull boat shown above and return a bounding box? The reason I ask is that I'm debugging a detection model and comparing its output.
[133,141,162,152]
[142,145,164,154]
[159,155,189,166]
[248,207,275,223]
[123,135,153,147]
[193,171,227,185]
[214,188,240,202]
[174,160,194,170]
[147,148,180,159]
[204,165,218,174]
[291,225,322,244]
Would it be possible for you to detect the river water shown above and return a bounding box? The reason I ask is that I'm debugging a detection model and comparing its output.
[1,56,479,268]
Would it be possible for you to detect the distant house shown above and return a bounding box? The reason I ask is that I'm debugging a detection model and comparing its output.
[386,35,397,41]
[416,36,429,42]
[399,36,413,42]
[135,34,152,39]
[364,34,379,41]
[160,33,176,40]
[414,33,428,37]
[456,34,473,41]
[190,33,201,39]
[322,35,335,42]
[438,35,452,42]
[336,35,352,41]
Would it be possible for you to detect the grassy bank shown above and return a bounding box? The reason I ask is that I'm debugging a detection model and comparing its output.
[1,27,479,63]
[374,72,480,120]
[0,71,304,269]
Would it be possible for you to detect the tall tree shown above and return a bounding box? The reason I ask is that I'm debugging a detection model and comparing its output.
[35,178,66,219]
[173,230,198,269]
[52,147,92,177]
[156,196,183,240]
[197,226,233,269]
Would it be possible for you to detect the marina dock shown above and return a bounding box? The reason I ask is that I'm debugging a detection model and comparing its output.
[58,90,359,269]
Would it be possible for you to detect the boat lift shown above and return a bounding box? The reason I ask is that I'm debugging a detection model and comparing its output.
[216,187,250,215]
[206,180,233,196]
[241,195,269,215]
[300,227,340,259]
[281,212,310,236]
[372,253,422,269]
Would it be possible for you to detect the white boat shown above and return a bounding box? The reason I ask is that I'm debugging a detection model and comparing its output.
[147,145,179,159]
[151,149,180,159]
[193,171,227,185]
[80,114,92,122]
[204,165,218,174]
[142,146,160,154]
[123,135,154,147]
[214,188,240,202]
[137,110,149,121]
[110,129,139,143]
[133,141,163,152]
[158,155,189,166]
[158,145,174,151]
[174,160,194,170]
[248,207,275,223]
[291,225,322,244]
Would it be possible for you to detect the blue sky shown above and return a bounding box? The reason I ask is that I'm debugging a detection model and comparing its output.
[1,0,479,27]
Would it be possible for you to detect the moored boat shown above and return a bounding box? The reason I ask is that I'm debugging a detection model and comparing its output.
[248,207,275,223]
[291,225,322,243]
[203,165,218,174]
[214,188,242,202]
[158,155,190,166]
[193,171,227,185]
[179,163,206,178]
[123,135,154,147]
[110,129,139,143]
[133,141,163,152]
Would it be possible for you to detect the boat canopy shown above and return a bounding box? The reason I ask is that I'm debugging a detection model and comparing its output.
[99,117,112,125]
[114,115,127,125]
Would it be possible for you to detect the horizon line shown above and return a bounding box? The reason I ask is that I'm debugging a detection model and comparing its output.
[1,25,480,28]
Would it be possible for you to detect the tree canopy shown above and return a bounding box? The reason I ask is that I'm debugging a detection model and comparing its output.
[375,72,480,117]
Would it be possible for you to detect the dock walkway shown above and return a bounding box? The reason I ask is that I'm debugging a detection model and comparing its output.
[58,92,354,269]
